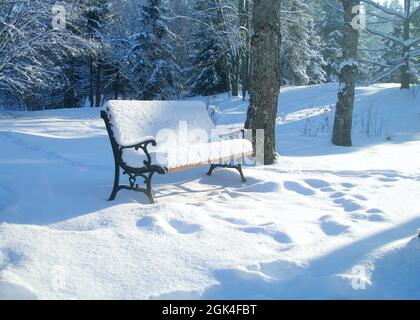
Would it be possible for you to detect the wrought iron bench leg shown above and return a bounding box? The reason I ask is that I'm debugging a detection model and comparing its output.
[109,171,157,204]
[145,172,156,204]
[207,164,217,177]
[108,163,120,201]
[237,164,246,183]
[207,163,246,182]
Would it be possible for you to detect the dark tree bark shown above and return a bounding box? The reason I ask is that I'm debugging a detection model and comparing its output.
[95,61,102,107]
[332,0,360,147]
[113,71,120,100]
[232,54,240,96]
[89,58,94,108]
[214,0,233,95]
[244,0,281,165]
[239,0,250,100]
[64,67,76,109]
[400,0,411,90]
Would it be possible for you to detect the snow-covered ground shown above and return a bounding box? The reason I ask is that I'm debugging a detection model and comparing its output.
[0,83,419,299]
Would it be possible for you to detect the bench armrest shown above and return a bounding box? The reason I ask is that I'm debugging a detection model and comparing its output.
[119,137,156,149]
[218,128,245,139]
[119,138,157,167]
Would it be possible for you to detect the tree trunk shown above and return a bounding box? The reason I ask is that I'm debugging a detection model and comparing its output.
[114,71,120,100]
[89,57,94,108]
[241,53,249,99]
[64,66,77,108]
[400,0,411,90]
[244,0,281,165]
[214,0,234,95]
[239,0,248,99]
[232,54,240,96]
[332,0,360,147]
[245,0,252,98]
[95,61,102,107]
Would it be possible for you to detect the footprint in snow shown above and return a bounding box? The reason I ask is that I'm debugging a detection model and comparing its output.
[354,194,368,201]
[212,215,249,226]
[341,183,355,189]
[237,181,282,193]
[330,192,345,199]
[136,216,171,233]
[367,214,386,222]
[366,208,386,222]
[350,208,386,222]
[137,216,202,235]
[168,219,202,235]
[304,179,330,189]
[240,226,292,244]
[319,215,351,236]
[333,198,363,212]
[378,177,399,183]
[0,249,26,271]
[137,216,157,229]
[283,181,315,196]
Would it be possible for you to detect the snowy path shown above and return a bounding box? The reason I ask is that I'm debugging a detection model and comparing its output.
[0,84,419,299]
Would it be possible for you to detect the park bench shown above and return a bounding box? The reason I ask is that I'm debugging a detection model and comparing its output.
[101,100,253,204]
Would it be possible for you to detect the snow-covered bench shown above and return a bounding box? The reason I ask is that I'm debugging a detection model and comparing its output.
[101,100,253,203]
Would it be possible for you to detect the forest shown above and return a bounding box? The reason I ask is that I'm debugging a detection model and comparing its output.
[0,0,418,111]
[0,0,420,300]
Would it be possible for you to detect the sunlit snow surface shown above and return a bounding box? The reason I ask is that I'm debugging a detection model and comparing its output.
[0,83,419,299]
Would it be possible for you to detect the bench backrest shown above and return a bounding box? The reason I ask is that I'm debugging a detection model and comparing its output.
[103,100,215,147]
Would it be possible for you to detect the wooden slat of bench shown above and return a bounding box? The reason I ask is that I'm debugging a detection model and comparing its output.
[165,152,253,174]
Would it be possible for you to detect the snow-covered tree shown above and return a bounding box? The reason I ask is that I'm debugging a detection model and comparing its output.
[245,0,281,165]
[280,0,327,86]
[166,0,193,97]
[0,1,90,108]
[83,0,110,107]
[361,0,420,89]
[128,0,179,100]
[188,0,233,96]
[316,0,344,81]
[58,0,110,108]
[332,0,361,147]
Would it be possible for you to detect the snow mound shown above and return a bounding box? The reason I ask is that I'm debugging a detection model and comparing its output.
[0,271,38,300]
[366,237,420,299]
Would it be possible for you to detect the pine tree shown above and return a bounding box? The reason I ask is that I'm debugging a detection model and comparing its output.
[372,0,404,83]
[280,0,327,85]
[361,0,420,89]
[59,0,110,108]
[85,0,110,107]
[317,0,344,81]
[0,0,90,109]
[188,0,232,96]
[129,0,179,100]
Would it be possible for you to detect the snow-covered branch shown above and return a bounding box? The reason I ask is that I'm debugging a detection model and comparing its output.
[361,0,405,19]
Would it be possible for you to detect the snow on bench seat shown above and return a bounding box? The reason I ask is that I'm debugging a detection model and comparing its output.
[122,139,252,172]
[105,100,215,147]
[104,100,252,172]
